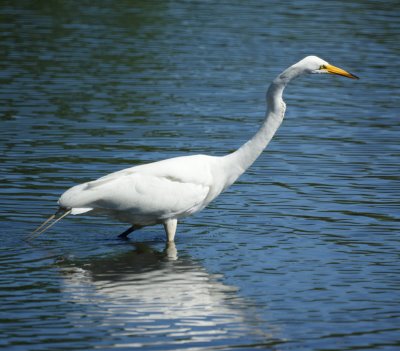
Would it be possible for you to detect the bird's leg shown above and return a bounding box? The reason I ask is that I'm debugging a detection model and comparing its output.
[118,225,138,239]
[164,241,178,260]
[27,209,71,241]
[163,218,177,242]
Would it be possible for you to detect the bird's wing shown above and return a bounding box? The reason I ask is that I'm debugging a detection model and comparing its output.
[94,172,210,217]
[59,155,216,220]
[87,154,215,188]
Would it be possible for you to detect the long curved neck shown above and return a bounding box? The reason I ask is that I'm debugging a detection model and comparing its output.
[221,64,303,188]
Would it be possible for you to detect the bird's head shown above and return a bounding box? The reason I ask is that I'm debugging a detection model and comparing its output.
[300,55,359,79]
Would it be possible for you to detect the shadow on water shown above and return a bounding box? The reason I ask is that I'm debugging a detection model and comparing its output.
[55,241,282,350]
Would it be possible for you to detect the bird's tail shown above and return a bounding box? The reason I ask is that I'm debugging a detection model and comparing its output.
[28,208,71,241]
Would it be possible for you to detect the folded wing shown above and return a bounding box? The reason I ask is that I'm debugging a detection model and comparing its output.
[59,155,216,223]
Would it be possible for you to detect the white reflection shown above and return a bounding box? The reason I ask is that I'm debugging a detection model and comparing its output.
[60,242,272,348]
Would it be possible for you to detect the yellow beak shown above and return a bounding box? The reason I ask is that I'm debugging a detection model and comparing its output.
[326,64,359,79]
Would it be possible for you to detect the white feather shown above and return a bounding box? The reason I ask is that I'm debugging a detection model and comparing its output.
[31,55,357,241]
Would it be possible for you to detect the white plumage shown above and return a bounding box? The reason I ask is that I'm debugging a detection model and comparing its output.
[31,56,358,241]
[60,155,221,227]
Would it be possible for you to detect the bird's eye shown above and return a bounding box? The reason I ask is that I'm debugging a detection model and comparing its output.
[320,65,327,70]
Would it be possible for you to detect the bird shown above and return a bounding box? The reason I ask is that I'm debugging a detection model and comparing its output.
[31,56,358,242]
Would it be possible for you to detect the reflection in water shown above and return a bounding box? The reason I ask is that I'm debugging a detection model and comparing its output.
[59,243,276,349]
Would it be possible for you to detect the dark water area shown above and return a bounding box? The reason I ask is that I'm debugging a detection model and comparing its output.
[1,1,399,350]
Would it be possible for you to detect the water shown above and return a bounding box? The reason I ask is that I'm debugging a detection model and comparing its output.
[1,1,399,350]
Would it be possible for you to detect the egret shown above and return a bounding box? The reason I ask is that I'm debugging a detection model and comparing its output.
[31,56,358,242]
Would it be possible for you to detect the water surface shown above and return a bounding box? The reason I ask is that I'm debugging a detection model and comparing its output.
[1,1,399,350]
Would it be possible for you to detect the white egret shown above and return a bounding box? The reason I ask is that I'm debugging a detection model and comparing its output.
[31,56,358,242]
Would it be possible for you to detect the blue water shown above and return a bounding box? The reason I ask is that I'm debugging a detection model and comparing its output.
[1,1,399,350]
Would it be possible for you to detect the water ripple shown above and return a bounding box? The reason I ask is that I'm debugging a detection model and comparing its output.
[1,0,400,350]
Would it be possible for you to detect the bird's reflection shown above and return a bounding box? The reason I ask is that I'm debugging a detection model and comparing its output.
[59,242,272,348]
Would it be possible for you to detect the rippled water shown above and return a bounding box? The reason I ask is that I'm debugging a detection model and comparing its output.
[1,1,399,350]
